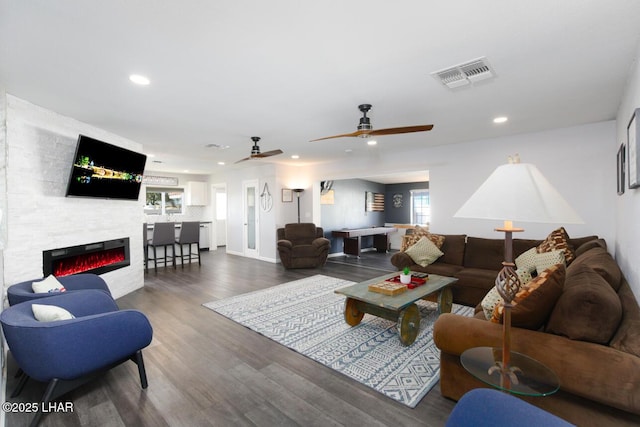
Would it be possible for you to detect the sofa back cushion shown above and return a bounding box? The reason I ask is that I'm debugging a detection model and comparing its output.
[463,237,541,271]
[568,246,622,291]
[434,234,467,266]
[283,223,320,246]
[546,263,622,344]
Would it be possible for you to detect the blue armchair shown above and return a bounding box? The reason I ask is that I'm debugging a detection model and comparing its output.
[7,273,111,306]
[446,388,574,427]
[0,290,153,427]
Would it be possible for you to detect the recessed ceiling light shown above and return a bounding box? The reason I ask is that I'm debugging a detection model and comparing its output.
[129,74,150,85]
[345,149,353,153]
[291,154,300,159]
[217,161,225,166]
[183,170,190,173]
[493,116,508,124]
[367,139,377,146]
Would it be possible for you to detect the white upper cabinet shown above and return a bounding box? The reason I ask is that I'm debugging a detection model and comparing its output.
[185,181,208,206]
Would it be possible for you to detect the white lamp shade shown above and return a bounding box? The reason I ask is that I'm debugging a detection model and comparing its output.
[454,163,583,224]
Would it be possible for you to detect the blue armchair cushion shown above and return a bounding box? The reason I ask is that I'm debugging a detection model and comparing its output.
[1,290,153,382]
[32,304,75,321]
[31,275,66,294]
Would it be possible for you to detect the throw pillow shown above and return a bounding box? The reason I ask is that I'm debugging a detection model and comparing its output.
[32,304,75,322]
[404,236,444,267]
[534,249,566,275]
[515,247,537,273]
[481,286,502,320]
[400,226,445,252]
[31,275,67,294]
[491,264,565,330]
[537,227,575,265]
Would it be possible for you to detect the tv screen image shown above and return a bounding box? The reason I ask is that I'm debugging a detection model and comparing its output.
[65,135,147,200]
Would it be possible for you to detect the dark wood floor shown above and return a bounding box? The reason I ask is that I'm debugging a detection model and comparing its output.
[5,250,457,427]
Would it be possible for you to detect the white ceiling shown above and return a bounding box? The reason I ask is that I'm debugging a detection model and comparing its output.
[1,1,640,178]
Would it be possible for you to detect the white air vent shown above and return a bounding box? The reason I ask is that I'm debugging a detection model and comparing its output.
[432,57,495,89]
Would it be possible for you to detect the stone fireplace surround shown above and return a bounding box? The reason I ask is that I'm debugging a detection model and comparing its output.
[1,95,144,299]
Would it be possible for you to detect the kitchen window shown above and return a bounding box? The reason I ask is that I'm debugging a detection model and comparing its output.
[144,187,184,215]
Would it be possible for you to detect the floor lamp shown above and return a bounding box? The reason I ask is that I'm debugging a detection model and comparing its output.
[293,189,304,223]
[454,155,582,387]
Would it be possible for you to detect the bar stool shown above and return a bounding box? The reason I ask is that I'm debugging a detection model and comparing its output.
[147,222,176,272]
[143,223,149,272]
[176,222,201,268]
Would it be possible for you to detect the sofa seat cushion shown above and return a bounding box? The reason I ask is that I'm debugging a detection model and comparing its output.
[491,264,565,330]
[546,264,622,344]
[455,268,500,291]
[290,244,319,258]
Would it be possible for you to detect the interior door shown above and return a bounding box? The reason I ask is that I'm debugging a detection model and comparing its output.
[242,179,259,259]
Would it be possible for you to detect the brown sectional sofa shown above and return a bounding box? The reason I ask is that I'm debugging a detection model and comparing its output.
[390,233,597,306]
[434,240,640,426]
[418,236,640,425]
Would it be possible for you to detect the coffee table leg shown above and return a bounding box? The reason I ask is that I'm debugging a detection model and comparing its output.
[397,303,420,346]
[344,298,364,326]
[438,287,453,314]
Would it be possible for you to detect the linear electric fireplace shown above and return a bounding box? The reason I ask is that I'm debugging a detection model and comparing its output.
[43,238,130,277]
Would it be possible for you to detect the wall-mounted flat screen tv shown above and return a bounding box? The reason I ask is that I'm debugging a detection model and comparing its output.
[65,135,147,200]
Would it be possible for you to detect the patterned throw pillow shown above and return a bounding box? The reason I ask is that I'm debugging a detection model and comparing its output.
[491,264,565,330]
[32,275,67,294]
[515,247,538,273]
[401,226,445,252]
[537,227,575,265]
[481,286,502,320]
[481,268,532,320]
[404,236,444,267]
[534,249,565,275]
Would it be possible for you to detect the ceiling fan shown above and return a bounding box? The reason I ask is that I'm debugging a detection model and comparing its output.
[235,136,283,164]
[310,104,434,142]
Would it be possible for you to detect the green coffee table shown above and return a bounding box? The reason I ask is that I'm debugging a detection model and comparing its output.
[334,272,457,346]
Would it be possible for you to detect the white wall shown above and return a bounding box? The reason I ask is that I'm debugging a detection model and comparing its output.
[615,43,640,300]
[303,121,615,245]
[212,163,278,262]
[2,95,145,299]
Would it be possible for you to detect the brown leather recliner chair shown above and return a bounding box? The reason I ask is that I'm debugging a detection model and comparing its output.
[277,223,330,269]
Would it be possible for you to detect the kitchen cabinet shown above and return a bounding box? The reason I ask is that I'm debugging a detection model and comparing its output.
[185,181,208,206]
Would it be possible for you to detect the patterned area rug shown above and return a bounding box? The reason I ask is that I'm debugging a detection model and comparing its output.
[203,274,473,408]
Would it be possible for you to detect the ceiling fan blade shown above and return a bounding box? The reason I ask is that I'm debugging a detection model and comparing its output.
[367,124,434,136]
[253,149,283,158]
[309,130,369,142]
[234,156,252,164]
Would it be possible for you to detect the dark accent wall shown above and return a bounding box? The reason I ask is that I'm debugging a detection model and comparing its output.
[320,179,386,253]
[384,182,429,224]
[320,179,429,254]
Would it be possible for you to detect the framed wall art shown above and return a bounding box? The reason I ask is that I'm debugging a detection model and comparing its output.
[628,108,640,189]
[617,143,626,195]
[282,188,293,202]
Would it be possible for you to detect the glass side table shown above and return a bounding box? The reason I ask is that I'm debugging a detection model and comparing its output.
[461,347,560,397]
